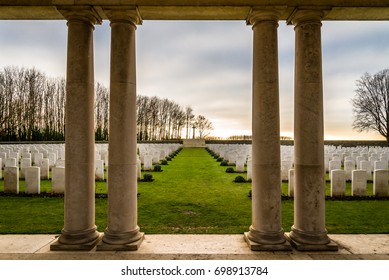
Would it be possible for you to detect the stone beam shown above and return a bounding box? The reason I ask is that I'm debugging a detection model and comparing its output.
[1,2,389,20]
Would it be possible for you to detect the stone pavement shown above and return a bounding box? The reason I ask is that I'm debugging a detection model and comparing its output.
[0,234,388,260]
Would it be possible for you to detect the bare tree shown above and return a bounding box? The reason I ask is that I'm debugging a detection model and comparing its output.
[352,69,389,145]
[194,115,213,139]
[185,106,194,139]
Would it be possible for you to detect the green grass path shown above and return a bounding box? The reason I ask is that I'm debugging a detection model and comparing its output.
[137,147,253,233]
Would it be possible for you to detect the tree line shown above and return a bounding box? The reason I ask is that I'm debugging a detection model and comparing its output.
[0,66,213,142]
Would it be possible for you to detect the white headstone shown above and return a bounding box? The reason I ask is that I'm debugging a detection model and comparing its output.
[48,152,57,168]
[281,160,292,181]
[236,156,245,172]
[329,160,341,179]
[9,151,19,162]
[360,160,372,180]
[330,169,346,197]
[143,154,153,171]
[374,161,388,171]
[25,166,40,194]
[344,160,355,181]
[56,159,65,168]
[5,158,16,167]
[137,158,142,179]
[246,158,252,181]
[52,167,65,194]
[20,158,32,179]
[95,159,105,181]
[22,152,31,159]
[373,169,388,197]
[351,170,367,196]
[39,158,49,180]
[33,152,43,165]
[0,152,7,167]
[288,169,294,197]
[4,166,19,194]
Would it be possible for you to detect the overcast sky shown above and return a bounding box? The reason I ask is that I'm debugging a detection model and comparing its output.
[1,19,389,140]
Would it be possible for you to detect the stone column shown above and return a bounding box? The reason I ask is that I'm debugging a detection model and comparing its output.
[97,8,144,251]
[51,7,101,251]
[288,9,337,251]
[244,9,291,251]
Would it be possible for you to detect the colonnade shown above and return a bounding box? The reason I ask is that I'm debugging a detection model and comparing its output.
[50,6,338,251]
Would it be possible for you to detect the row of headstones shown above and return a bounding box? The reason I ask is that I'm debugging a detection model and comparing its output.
[0,145,65,171]
[287,168,389,197]
[3,165,65,194]
[138,143,182,171]
[281,157,389,181]
[207,144,251,173]
[1,143,183,194]
[207,144,389,197]
[0,143,181,179]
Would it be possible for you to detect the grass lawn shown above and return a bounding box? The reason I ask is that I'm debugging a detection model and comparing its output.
[0,147,388,234]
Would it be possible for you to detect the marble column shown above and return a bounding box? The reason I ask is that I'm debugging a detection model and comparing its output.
[97,8,144,251]
[51,7,101,251]
[287,9,337,251]
[244,9,291,251]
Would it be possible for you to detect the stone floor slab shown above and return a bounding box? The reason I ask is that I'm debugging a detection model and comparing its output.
[0,234,388,260]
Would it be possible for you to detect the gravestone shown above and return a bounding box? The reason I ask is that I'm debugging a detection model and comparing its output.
[4,166,19,194]
[235,156,245,172]
[374,161,388,170]
[33,152,43,165]
[20,158,32,179]
[143,154,153,171]
[25,166,40,194]
[330,169,346,197]
[0,152,6,167]
[95,159,105,181]
[360,160,372,180]
[328,160,341,179]
[344,160,355,181]
[56,159,65,168]
[5,158,16,167]
[281,160,292,181]
[351,170,367,196]
[373,169,388,197]
[52,167,65,194]
[39,158,50,179]
[288,169,294,197]
[246,158,252,181]
[48,152,57,168]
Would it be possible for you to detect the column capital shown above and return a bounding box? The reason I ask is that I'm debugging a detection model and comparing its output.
[246,6,286,26]
[57,6,102,26]
[287,7,331,26]
[103,6,142,26]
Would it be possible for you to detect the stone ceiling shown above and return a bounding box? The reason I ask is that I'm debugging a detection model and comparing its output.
[1,1,389,21]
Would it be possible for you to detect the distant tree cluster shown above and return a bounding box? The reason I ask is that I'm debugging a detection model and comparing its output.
[227,135,252,140]
[0,66,213,142]
[0,66,66,141]
[136,96,214,140]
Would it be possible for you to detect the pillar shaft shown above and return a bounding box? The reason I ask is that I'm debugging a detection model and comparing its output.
[288,9,337,250]
[97,8,144,250]
[244,9,290,251]
[51,7,101,250]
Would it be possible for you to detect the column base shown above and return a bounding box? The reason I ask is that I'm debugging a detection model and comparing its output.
[244,232,292,251]
[50,232,102,251]
[96,232,144,251]
[286,227,338,251]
